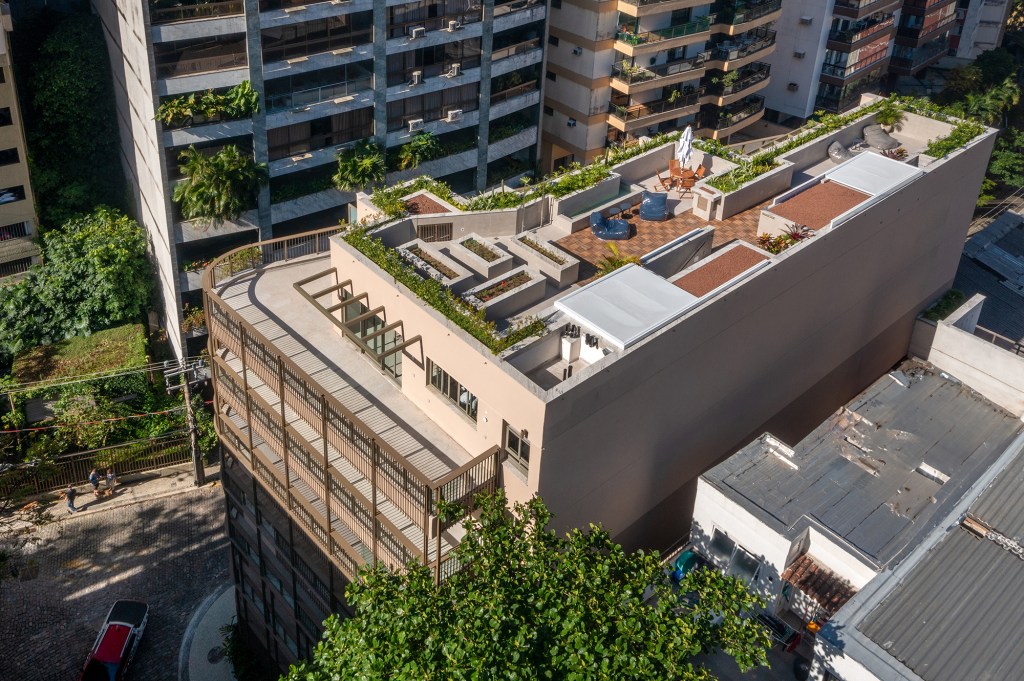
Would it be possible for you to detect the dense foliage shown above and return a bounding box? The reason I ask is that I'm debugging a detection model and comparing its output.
[334,140,386,191]
[173,145,268,227]
[157,81,261,128]
[343,228,544,353]
[925,120,987,159]
[397,132,443,170]
[987,128,1024,189]
[0,208,151,359]
[17,12,126,228]
[283,492,770,681]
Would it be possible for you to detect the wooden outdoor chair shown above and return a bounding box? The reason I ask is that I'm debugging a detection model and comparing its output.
[655,172,675,192]
[693,165,708,180]
[677,176,696,197]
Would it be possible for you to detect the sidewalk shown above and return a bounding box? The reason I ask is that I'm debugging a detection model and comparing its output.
[6,462,222,526]
[180,583,237,681]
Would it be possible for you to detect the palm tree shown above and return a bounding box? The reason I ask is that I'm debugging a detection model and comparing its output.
[334,139,386,191]
[596,242,641,277]
[875,98,906,133]
[397,132,442,170]
[173,145,268,228]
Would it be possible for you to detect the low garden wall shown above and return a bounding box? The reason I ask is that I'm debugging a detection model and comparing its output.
[504,233,580,289]
[446,234,515,279]
[466,266,546,321]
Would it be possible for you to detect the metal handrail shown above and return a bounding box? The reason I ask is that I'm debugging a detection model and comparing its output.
[491,37,542,61]
[609,88,704,122]
[611,51,709,84]
[707,63,770,96]
[710,28,776,62]
[266,76,373,113]
[828,13,895,43]
[820,49,887,78]
[615,15,713,46]
[149,0,243,24]
[715,0,781,26]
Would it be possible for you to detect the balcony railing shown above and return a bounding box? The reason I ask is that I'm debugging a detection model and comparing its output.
[710,28,776,61]
[891,39,948,71]
[386,12,482,39]
[493,0,545,17]
[834,0,899,11]
[205,227,504,583]
[149,0,243,25]
[820,48,887,78]
[619,0,697,7]
[714,0,781,26]
[611,51,709,84]
[266,75,373,113]
[814,75,881,112]
[491,37,542,61]
[609,88,703,123]
[706,95,764,130]
[616,15,713,46]
[0,221,31,240]
[156,51,248,79]
[902,0,955,10]
[828,13,895,44]
[896,12,956,41]
[489,80,539,105]
[706,62,770,96]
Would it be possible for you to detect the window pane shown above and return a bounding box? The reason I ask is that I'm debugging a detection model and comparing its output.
[709,529,735,565]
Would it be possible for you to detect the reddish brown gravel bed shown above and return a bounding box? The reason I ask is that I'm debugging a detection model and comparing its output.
[406,194,450,215]
[674,244,768,297]
[768,180,869,230]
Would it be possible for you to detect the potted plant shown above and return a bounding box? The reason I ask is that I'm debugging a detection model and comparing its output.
[398,132,442,170]
[875,98,906,133]
[173,145,268,228]
[333,139,386,191]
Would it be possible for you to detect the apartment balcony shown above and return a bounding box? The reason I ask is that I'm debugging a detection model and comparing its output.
[712,0,783,36]
[900,0,957,16]
[270,186,355,224]
[163,117,254,148]
[156,44,248,81]
[826,13,896,51]
[266,75,374,115]
[819,48,889,84]
[889,38,948,75]
[617,0,708,19]
[149,0,243,25]
[895,12,957,47]
[609,51,709,95]
[259,0,374,27]
[703,62,770,106]
[814,75,882,113]
[491,37,542,65]
[178,209,259,243]
[832,0,902,20]
[386,11,482,40]
[696,94,764,139]
[705,28,776,70]
[614,15,714,57]
[205,230,503,582]
[607,88,703,132]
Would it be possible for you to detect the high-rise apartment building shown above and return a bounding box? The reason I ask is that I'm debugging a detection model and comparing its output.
[950,0,1012,59]
[0,3,41,282]
[540,0,781,170]
[93,0,546,358]
[203,97,994,666]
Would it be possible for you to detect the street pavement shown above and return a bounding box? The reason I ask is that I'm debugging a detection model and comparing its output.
[0,470,228,681]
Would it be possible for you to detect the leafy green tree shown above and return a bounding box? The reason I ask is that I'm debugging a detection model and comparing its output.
[397,132,443,170]
[0,208,151,357]
[284,492,770,681]
[975,48,1017,87]
[333,139,386,191]
[173,145,268,227]
[988,128,1024,188]
[943,64,984,99]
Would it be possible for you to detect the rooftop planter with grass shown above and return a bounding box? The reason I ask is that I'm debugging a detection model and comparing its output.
[399,241,478,294]
[449,235,514,279]
[342,228,545,353]
[464,266,546,321]
[507,235,580,289]
[462,237,500,262]
[923,290,967,322]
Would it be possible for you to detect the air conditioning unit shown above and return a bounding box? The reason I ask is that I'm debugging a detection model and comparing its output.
[445,109,464,123]
[410,70,422,86]
[787,82,799,91]
[408,118,425,132]
[447,20,461,31]
[446,63,462,77]
[798,16,813,25]
[567,118,577,127]
[409,26,425,38]
[793,50,806,59]
[572,46,583,55]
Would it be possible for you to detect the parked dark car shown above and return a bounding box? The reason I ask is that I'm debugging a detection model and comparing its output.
[77,600,149,681]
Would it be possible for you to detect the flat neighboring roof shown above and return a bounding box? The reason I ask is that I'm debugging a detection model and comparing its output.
[825,152,923,196]
[554,264,697,351]
[847,433,1024,681]
[768,181,870,230]
[954,211,1024,342]
[703,361,1023,567]
[674,243,767,297]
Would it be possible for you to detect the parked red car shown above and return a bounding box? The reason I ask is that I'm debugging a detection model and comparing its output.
[77,600,149,681]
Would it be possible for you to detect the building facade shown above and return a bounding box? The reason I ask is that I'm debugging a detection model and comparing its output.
[93,0,547,358]
[763,0,962,120]
[0,3,41,282]
[540,0,781,170]
[203,97,995,666]
[950,0,1012,60]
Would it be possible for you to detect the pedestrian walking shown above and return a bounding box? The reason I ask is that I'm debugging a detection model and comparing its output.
[62,484,78,514]
[105,467,116,495]
[88,468,101,497]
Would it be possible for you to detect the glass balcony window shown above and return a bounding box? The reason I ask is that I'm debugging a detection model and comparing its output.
[149,0,243,25]
[155,35,248,79]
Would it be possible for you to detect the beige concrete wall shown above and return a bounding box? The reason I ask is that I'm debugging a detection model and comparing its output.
[329,238,548,499]
[911,296,1024,417]
[0,21,38,238]
[94,0,183,357]
[535,126,997,547]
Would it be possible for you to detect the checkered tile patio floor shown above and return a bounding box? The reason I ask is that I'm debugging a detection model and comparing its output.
[554,203,767,281]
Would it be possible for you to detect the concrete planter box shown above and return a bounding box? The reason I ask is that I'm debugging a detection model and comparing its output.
[552,173,622,218]
[487,126,538,163]
[387,149,478,185]
[505,234,579,289]
[465,266,545,320]
[271,186,354,224]
[398,239,475,293]
[178,209,259,243]
[179,269,204,292]
[715,162,794,220]
[445,234,514,279]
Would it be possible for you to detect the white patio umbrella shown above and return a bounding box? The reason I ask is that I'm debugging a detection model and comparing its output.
[676,125,694,168]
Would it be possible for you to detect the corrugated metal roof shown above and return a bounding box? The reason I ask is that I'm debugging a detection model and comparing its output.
[954,212,1024,342]
[703,361,1022,567]
[859,445,1024,681]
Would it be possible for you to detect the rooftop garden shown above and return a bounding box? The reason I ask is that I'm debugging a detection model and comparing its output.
[157,81,260,129]
[12,323,148,384]
[343,228,544,353]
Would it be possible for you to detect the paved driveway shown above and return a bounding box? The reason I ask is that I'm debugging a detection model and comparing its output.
[0,485,228,681]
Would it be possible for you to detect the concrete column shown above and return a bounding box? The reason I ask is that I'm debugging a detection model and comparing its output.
[244,0,273,238]
[373,0,390,148]
[475,0,496,192]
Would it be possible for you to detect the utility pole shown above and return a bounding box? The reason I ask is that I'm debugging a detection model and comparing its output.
[164,359,207,486]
